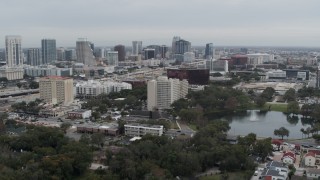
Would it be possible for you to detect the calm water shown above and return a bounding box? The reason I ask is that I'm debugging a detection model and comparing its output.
[224,110,313,139]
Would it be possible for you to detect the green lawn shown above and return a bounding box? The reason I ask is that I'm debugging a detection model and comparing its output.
[263,103,288,112]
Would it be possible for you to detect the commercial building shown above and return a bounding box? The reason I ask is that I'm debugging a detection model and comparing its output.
[205,43,214,60]
[24,65,72,77]
[183,52,195,63]
[132,41,142,55]
[106,51,119,66]
[56,47,65,61]
[77,123,119,136]
[160,45,168,59]
[65,49,76,61]
[167,68,209,85]
[39,76,74,105]
[114,45,126,61]
[147,76,188,111]
[124,123,164,137]
[144,48,155,60]
[174,39,191,55]
[206,59,228,73]
[0,67,24,80]
[267,69,309,81]
[41,39,57,64]
[171,36,181,54]
[76,38,95,66]
[5,35,23,67]
[27,48,41,66]
[75,80,132,97]
[67,109,92,119]
[230,55,248,66]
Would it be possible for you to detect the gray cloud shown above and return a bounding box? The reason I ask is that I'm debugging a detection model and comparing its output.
[1,0,320,47]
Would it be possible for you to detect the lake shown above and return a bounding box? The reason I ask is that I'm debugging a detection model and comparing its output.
[224,110,313,139]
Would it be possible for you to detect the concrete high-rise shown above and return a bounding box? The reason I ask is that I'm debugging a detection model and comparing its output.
[65,49,76,61]
[27,48,41,66]
[171,36,181,54]
[56,47,65,61]
[114,45,126,61]
[5,35,23,67]
[39,76,74,105]
[147,76,188,111]
[132,41,142,55]
[76,38,95,66]
[205,43,214,60]
[106,51,119,66]
[160,45,168,59]
[174,39,191,54]
[41,39,56,64]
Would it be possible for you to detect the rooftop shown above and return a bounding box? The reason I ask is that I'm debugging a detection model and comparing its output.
[266,161,286,168]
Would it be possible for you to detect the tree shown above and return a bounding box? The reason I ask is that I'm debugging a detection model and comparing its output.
[287,101,300,115]
[300,128,305,139]
[16,82,22,89]
[256,97,266,107]
[283,88,296,102]
[312,134,320,142]
[224,97,238,111]
[260,87,275,101]
[60,122,72,133]
[29,81,39,89]
[91,133,105,148]
[274,127,289,140]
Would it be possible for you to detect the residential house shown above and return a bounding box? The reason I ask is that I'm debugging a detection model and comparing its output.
[260,169,286,180]
[282,151,296,164]
[306,168,320,179]
[304,152,316,167]
[266,161,288,178]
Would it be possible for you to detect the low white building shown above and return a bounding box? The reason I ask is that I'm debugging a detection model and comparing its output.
[305,152,317,166]
[24,65,72,77]
[124,123,164,137]
[75,80,132,97]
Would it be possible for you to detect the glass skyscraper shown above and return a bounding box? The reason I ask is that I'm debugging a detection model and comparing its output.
[41,39,57,64]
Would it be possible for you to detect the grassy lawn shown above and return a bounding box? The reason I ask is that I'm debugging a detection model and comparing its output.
[188,123,198,131]
[170,121,180,129]
[264,103,287,113]
[200,172,252,180]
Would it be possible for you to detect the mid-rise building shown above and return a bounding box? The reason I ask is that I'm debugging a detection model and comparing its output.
[5,35,23,67]
[144,48,155,60]
[76,38,95,66]
[206,59,228,73]
[171,36,181,54]
[114,45,126,61]
[39,76,74,105]
[174,39,191,55]
[65,49,76,61]
[147,76,188,111]
[132,41,142,55]
[183,52,195,62]
[167,68,209,85]
[160,45,168,59]
[56,47,65,61]
[27,48,41,66]
[106,51,119,66]
[24,65,72,77]
[124,123,164,137]
[75,80,132,97]
[41,39,57,64]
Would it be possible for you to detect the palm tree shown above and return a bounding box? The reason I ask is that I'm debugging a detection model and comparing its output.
[300,128,305,139]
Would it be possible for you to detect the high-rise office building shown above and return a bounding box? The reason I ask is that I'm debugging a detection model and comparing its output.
[39,76,74,105]
[146,45,160,57]
[144,49,155,60]
[205,43,214,60]
[160,45,168,59]
[132,41,142,55]
[56,47,65,61]
[27,48,41,66]
[76,38,95,66]
[171,36,181,54]
[147,76,188,111]
[41,39,56,64]
[114,45,126,61]
[5,35,23,67]
[174,39,191,54]
[106,51,119,66]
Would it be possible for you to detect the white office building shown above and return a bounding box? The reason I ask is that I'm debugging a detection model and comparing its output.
[124,123,164,137]
[106,51,119,66]
[206,59,228,73]
[75,80,132,97]
[5,35,23,67]
[183,52,195,63]
[147,76,188,111]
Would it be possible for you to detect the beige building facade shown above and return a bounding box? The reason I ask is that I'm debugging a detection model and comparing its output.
[39,76,74,105]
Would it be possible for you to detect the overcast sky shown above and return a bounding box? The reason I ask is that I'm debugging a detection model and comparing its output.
[1,0,320,48]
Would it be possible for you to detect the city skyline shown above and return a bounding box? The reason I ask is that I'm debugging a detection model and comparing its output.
[1,0,320,48]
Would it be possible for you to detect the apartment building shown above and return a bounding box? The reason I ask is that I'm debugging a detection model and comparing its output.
[147,76,188,111]
[124,123,163,137]
[39,76,74,105]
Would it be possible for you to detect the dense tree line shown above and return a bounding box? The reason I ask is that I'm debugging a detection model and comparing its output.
[98,121,269,179]
[172,85,251,120]
[11,99,43,114]
[0,125,92,179]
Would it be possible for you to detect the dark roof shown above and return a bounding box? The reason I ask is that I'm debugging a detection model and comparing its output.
[266,161,286,168]
[261,169,284,177]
